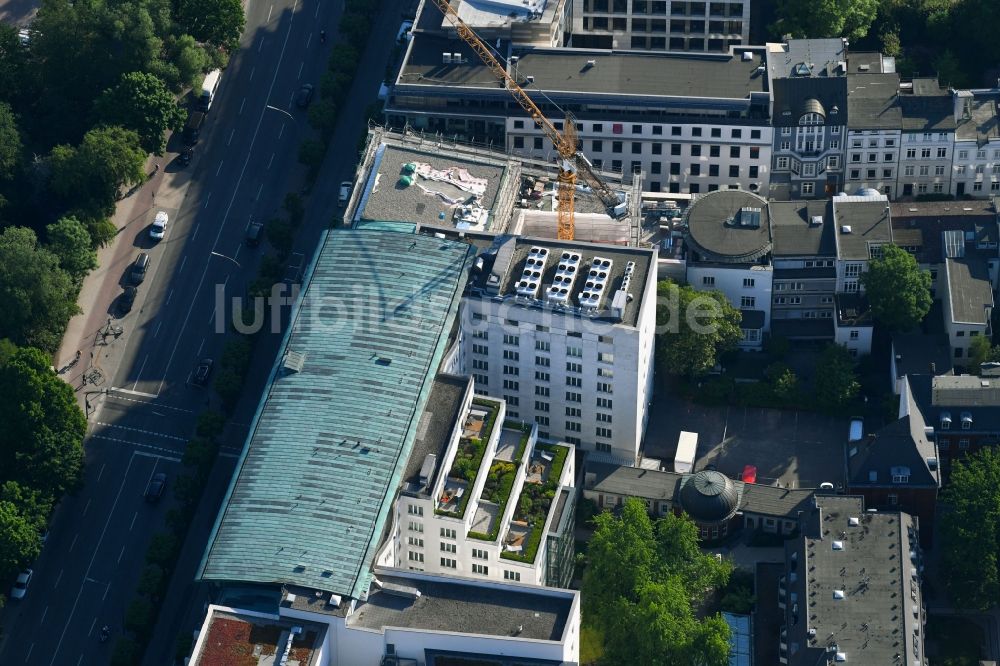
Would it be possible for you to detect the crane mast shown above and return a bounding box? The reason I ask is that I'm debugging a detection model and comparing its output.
[430,0,621,240]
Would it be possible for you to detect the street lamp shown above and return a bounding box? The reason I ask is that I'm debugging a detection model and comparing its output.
[210,251,241,268]
[84,388,107,416]
[265,104,294,120]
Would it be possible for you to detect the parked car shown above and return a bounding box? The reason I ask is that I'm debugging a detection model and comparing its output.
[338,181,352,206]
[118,286,137,314]
[10,569,32,600]
[192,358,214,386]
[244,220,263,247]
[145,472,167,503]
[150,211,168,240]
[130,252,150,285]
[295,83,314,108]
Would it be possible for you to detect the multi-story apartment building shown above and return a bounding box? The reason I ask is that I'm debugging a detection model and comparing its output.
[453,236,658,464]
[378,377,576,588]
[951,90,1000,197]
[909,373,1000,473]
[896,78,956,197]
[767,39,849,200]
[776,495,925,664]
[567,0,750,52]
[845,72,902,198]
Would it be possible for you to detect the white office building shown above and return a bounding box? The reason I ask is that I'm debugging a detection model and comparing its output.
[449,236,658,465]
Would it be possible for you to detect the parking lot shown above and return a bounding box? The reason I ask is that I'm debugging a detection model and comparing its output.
[644,392,848,490]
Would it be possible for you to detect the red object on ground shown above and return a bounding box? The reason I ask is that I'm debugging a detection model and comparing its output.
[742,465,757,484]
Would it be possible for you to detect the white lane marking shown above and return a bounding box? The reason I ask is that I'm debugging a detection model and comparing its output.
[258,39,264,53]
[82,499,91,517]
[297,61,304,80]
[134,450,182,462]
[267,152,275,169]
[76,656,83,666]
[215,161,224,176]
[69,534,78,552]
[203,192,212,208]
[228,129,235,146]
[234,243,243,261]
[54,568,64,588]
[109,387,159,399]
[197,338,206,356]
[96,463,106,483]
[103,583,110,601]
[105,393,193,413]
[219,451,240,459]
[306,33,312,48]
[25,644,33,662]
[191,224,199,241]
[278,124,285,139]
[87,618,96,637]
[49,452,138,665]
[89,434,183,461]
[40,606,48,624]
[153,320,162,338]
[158,0,299,397]
[131,354,148,391]
[255,182,263,200]
[267,4,273,21]
[95,422,187,442]
[249,66,255,82]
[117,545,126,564]
[166,289,173,306]
[314,2,320,17]
[130,511,138,531]
[179,255,188,273]
[239,97,246,115]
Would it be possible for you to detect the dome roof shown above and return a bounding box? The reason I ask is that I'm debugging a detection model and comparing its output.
[801,97,825,118]
[856,187,881,197]
[679,470,741,523]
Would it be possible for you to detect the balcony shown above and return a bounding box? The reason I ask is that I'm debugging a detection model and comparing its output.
[501,443,569,564]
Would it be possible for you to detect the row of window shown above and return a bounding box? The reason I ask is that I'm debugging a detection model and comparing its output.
[513,118,760,141]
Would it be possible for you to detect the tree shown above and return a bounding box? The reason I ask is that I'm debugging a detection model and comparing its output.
[969,336,1000,373]
[583,499,732,666]
[0,347,86,500]
[0,102,21,181]
[95,72,186,154]
[772,0,880,41]
[124,596,155,639]
[49,125,146,217]
[861,245,932,332]
[940,448,1000,610]
[137,564,165,598]
[0,499,41,580]
[0,227,80,351]
[307,99,338,141]
[814,344,860,412]
[298,139,326,177]
[177,0,245,50]
[46,216,97,280]
[169,35,210,90]
[655,280,742,378]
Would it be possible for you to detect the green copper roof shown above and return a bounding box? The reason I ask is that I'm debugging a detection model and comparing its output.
[198,229,473,598]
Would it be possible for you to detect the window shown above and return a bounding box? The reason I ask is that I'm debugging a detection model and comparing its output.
[905,148,916,159]
[566,376,582,387]
[566,362,582,373]
[690,164,701,177]
[512,136,524,149]
[504,395,519,407]
[503,334,519,346]
[597,367,613,378]
[472,548,488,560]
[743,277,755,288]
[958,150,969,160]
[598,352,614,363]
[591,140,603,153]
[888,494,898,506]
[503,365,519,376]
[844,263,862,278]
[729,165,739,178]
[408,551,424,562]
[503,379,518,391]
[776,156,789,169]
[801,182,814,195]
[597,382,613,394]
[535,385,549,396]
[883,168,893,178]
[596,442,612,453]
[631,142,642,154]
[408,521,423,533]
[937,147,947,158]
[596,426,613,438]
[535,371,549,382]
[851,153,861,163]
[709,164,720,176]
[535,355,550,367]
[892,472,909,484]
[740,296,755,308]
[407,505,423,516]
[440,542,457,553]
[440,527,456,539]
[472,564,488,575]
[440,557,456,569]
[503,349,519,361]
[473,374,488,386]
[730,146,740,158]
[711,127,721,138]
[827,155,840,168]
[597,397,613,409]
[904,165,914,176]
[535,400,549,412]
[959,439,970,449]
[710,145,720,158]
[690,144,702,157]
[472,359,488,371]
[849,330,859,340]
[611,141,622,153]
[596,412,613,423]
[408,536,423,547]
[504,570,521,581]
[567,345,583,358]
[566,391,582,403]
[565,421,582,432]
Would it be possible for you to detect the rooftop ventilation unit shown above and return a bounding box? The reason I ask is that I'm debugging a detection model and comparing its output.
[858,64,870,72]
[848,517,859,526]
[516,246,549,298]
[418,453,437,490]
[442,52,453,64]
[832,540,844,550]
[610,261,637,321]
[810,215,823,226]
[381,581,422,600]
[742,51,754,61]
[283,350,306,373]
[578,256,614,309]
[545,251,581,305]
[452,53,463,64]
[841,225,852,234]
[833,590,845,600]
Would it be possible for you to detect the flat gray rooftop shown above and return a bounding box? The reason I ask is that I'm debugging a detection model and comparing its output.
[199,229,473,598]
[956,95,1000,142]
[349,573,572,640]
[945,258,994,324]
[769,200,836,257]
[360,143,509,230]
[832,196,892,260]
[403,374,469,493]
[685,190,772,263]
[401,33,767,100]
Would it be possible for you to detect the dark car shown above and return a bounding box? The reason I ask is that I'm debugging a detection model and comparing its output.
[192,358,214,386]
[178,147,193,166]
[118,286,137,314]
[183,111,204,145]
[144,472,166,503]
[244,221,263,247]
[295,84,314,108]
[130,252,149,285]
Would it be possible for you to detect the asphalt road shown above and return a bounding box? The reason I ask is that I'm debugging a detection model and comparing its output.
[0,0,380,661]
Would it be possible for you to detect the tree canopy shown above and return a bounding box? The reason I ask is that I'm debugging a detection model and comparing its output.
[772,0,880,41]
[656,280,743,378]
[814,343,860,412]
[0,227,80,351]
[50,125,147,217]
[940,448,1000,610]
[0,102,21,181]
[582,498,732,665]
[861,245,932,332]
[96,72,186,155]
[176,0,246,51]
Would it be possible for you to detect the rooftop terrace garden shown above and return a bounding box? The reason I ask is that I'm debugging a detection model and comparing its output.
[468,421,531,541]
[435,398,499,519]
[196,616,318,666]
[501,442,568,564]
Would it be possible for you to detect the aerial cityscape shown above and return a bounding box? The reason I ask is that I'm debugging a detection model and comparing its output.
[0,0,999,664]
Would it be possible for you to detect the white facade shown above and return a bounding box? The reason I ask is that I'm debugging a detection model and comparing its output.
[568,0,750,53]
[834,320,873,357]
[896,130,954,198]
[845,129,901,198]
[508,117,773,195]
[951,91,1000,198]
[686,263,773,347]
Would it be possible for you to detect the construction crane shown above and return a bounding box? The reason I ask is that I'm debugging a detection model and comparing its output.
[430,0,623,240]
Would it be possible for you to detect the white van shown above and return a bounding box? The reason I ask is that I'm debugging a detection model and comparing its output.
[199,69,222,111]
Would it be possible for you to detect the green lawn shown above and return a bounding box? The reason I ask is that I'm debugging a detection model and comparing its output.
[926,615,983,666]
[580,624,605,665]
